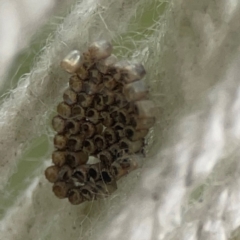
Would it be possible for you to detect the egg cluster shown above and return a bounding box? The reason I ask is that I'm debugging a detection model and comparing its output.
[45,40,155,205]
